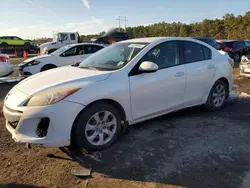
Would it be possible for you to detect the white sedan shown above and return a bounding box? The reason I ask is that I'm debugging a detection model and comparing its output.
[0,54,14,77]
[3,37,233,151]
[18,43,105,76]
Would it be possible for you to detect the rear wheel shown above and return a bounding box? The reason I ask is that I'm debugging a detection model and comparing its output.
[72,102,122,151]
[205,80,228,111]
[0,43,8,49]
[24,42,31,49]
[41,64,57,72]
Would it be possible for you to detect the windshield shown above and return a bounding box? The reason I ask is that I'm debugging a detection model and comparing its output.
[51,46,71,56]
[79,42,148,70]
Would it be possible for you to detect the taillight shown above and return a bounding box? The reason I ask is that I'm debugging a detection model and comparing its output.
[224,47,232,51]
[0,56,7,63]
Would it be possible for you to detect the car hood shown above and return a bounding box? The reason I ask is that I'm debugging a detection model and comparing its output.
[21,55,52,64]
[40,42,57,48]
[15,66,111,95]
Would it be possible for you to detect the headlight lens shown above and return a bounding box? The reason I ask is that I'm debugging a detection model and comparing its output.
[26,60,41,66]
[23,87,80,106]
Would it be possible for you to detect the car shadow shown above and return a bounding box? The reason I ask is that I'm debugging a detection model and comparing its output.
[0,83,17,100]
[59,99,250,188]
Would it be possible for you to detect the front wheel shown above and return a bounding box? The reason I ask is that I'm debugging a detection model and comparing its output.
[204,80,228,111]
[72,102,122,151]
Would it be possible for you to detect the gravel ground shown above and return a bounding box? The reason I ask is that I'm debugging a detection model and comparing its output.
[1,60,250,188]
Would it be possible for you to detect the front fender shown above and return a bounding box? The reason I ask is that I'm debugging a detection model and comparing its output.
[65,70,132,122]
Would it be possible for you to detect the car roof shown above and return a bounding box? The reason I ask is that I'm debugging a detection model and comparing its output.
[120,37,215,46]
[121,37,166,43]
[67,43,105,48]
[193,37,213,39]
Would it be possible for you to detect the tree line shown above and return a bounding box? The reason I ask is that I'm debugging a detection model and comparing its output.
[33,12,250,44]
[80,12,250,42]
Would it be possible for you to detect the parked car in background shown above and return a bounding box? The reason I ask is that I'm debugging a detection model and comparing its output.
[3,37,233,151]
[0,36,33,49]
[0,54,13,77]
[217,40,248,62]
[40,32,81,55]
[18,43,105,76]
[239,55,250,78]
[91,30,129,45]
[192,37,218,49]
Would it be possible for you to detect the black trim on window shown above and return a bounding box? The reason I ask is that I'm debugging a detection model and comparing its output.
[128,40,183,77]
[179,41,212,64]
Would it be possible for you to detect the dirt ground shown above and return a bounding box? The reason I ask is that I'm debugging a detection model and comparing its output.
[1,60,250,188]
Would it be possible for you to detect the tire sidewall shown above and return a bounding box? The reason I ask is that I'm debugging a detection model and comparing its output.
[74,102,122,151]
[1,43,8,49]
[24,42,31,49]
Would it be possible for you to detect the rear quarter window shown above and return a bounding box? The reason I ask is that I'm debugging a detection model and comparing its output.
[245,41,250,47]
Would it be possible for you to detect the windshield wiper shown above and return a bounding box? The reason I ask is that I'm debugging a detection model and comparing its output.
[79,66,100,70]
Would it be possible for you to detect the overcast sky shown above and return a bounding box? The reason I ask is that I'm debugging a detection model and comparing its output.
[0,0,249,39]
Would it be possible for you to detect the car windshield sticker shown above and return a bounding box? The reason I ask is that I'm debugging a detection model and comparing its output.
[128,44,145,49]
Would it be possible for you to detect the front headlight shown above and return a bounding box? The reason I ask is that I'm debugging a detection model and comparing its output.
[23,87,80,107]
[26,60,41,66]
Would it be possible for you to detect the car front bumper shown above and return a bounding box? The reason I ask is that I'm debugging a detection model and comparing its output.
[3,99,84,147]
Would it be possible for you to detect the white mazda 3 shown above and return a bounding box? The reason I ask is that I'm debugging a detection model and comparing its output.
[3,37,233,151]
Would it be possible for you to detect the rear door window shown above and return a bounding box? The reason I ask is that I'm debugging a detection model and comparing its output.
[90,45,104,53]
[181,41,205,63]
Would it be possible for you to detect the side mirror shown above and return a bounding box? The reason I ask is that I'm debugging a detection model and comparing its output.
[139,61,158,73]
[62,53,66,57]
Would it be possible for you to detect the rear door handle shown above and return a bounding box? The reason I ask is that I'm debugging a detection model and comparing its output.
[207,64,215,69]
[174,72,185,77]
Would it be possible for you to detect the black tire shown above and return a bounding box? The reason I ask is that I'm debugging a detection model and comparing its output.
[24,42,31,49]
[204,80,228,111]
[233,52,241,62]
[41,64,57,72]
[72,102,122,151]
[0,42,8,49]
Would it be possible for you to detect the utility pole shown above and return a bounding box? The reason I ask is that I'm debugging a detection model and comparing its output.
[116,16,128,31]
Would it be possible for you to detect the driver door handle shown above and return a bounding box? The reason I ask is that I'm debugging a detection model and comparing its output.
[174,72,185,77]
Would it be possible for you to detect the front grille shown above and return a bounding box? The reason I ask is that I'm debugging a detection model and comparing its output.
[8,121,19,129]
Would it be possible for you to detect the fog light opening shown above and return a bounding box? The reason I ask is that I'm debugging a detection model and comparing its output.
[36,117,50,137]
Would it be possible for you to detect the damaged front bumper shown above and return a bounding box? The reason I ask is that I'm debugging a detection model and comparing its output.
[3,100,84,148]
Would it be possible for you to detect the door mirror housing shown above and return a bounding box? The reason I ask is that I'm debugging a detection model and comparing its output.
[139,61,158,73]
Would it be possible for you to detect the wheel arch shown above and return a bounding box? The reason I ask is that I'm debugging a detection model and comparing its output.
[70,98,127,147]
[40,64,57,72]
